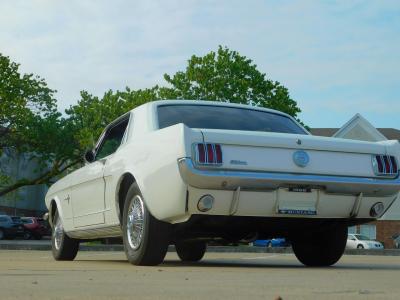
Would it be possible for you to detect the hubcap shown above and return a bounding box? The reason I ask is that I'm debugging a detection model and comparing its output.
[127,195,145,250]
[53,216,63,250]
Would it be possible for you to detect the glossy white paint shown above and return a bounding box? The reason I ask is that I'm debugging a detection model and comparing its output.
[44,100,400,239]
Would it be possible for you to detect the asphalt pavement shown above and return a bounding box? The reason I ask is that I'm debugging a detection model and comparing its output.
[0,250,399,299]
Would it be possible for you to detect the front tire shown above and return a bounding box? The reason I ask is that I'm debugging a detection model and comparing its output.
[292,224,347,267]
[51,210,79,261]
[0,229,4,240]
[357,244,364,249]
[176,240,206,262]
[122,183,171,266]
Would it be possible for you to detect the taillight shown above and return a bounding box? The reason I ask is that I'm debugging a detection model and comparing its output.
[372,155,399,177]
[195,143,223,165]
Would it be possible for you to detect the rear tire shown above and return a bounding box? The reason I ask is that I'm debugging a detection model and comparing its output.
[0,229,4,240]
[292,224,347,267]
[357,244,364,249]
[51,210,79,261]
[176,240,206,262]
[122,183,171,266]
[23,231,32,240]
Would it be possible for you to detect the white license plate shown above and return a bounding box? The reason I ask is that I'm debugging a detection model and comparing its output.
[277,188,318,216]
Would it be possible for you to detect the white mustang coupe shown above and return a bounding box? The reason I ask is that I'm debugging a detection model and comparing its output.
[45,100,400,266]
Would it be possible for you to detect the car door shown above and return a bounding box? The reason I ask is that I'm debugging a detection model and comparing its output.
[70,116,130,228]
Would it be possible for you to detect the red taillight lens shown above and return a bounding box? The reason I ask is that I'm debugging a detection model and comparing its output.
[195,143,223,165]
[206,144,215,163]
[376,156,383,173]
[197,143,206,163]
[373,155,398,176]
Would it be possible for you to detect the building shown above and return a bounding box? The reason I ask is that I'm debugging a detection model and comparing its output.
[311,114,400,248]
[0,148,47,216]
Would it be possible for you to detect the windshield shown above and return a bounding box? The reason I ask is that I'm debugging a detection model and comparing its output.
[354,235,371,241]
[157,104,307,134]
[22,218,34,224]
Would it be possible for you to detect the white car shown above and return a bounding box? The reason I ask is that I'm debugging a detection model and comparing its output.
[44,100,400,266]
[346,234,384,249]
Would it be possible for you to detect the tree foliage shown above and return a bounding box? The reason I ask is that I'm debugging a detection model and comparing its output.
[160,46,301,118]
[0,46,303,198]
[0,54,78,196]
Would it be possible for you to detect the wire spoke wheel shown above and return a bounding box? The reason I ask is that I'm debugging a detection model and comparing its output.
[127,195,145,250]
[53,216,64,250]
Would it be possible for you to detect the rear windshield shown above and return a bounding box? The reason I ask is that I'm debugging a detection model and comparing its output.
[157,104,306,134]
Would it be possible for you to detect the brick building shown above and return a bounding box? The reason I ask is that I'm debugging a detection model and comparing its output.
[311,114,400,248]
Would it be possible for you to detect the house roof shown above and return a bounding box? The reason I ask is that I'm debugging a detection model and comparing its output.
[310,128,400,140]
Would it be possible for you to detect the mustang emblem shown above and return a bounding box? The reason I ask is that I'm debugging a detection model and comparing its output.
[293,150,309,167]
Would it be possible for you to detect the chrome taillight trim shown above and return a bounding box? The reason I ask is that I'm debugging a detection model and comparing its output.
[193,143,223,166]
[372,155,399,177]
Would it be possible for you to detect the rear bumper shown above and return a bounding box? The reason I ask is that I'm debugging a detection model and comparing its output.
[178,158,400,197]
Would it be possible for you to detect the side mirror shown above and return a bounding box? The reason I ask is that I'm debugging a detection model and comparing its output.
[84,150,95,163]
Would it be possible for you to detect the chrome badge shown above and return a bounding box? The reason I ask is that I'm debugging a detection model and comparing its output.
[293,150,309,168]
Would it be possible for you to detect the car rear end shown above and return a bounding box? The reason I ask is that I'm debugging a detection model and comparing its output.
[156,102,400,224]
[10,217,25,237]
[156,101,400,266]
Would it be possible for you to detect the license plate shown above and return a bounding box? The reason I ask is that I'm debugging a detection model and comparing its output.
[278,208,317,215]
[277,188,318,216]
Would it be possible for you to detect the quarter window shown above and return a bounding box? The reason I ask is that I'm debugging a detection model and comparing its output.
[95,117,130,160]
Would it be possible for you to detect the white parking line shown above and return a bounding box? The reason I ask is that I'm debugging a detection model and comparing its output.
[241,254,281,260]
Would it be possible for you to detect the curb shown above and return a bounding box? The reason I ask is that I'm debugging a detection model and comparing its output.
[0,241,399,255]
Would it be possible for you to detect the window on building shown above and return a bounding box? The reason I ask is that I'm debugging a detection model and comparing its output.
[359,224,376,240]
[348,226,357,234]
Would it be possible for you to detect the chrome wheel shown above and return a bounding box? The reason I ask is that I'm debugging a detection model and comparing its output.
[127,195,145,250]
[53,216,63,250]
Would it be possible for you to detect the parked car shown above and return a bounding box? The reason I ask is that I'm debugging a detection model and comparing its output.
[0,215,25,240]
[346,234,384,249]
[44,100,400,266]
[21,217,51,240]
[392,233,400,249]
[253,238,290,247]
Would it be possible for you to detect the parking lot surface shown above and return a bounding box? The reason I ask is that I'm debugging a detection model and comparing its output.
[0,250,399,299]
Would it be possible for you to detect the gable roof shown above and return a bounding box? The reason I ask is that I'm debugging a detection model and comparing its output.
[310,113,400,141]
[310,127,400,140]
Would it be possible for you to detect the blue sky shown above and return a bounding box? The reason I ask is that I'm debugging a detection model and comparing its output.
[1,0,399,128]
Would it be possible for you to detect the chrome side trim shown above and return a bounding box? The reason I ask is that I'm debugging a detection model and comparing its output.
[66,225,122,240]
[178,158,400,197]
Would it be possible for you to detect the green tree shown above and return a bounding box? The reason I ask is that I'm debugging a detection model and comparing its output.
[160,45,301,118]
[65,87,160,151]
[0,54,79,197]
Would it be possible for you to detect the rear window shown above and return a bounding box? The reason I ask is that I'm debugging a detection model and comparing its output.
[157,104,306,134]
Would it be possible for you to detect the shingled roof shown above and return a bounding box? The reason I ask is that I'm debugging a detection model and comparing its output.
[310,128,400,140]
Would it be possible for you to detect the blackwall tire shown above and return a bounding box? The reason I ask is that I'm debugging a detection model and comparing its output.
[122,183,171,266]
[0,229,4,240]
[292,224,347,267]
[23,231,32,240]
[357,244,364,249]
[176,240,207,262]
[51,210,79,261]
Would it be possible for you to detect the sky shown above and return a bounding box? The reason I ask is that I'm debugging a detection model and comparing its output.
[0,0,399,128]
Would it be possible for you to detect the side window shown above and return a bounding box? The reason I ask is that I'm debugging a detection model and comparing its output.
[95,118,129,160]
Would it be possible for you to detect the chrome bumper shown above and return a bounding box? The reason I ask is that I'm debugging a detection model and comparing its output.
[178,158,400,197]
